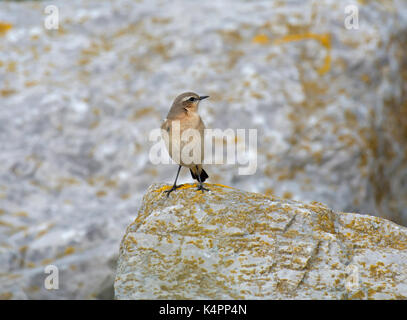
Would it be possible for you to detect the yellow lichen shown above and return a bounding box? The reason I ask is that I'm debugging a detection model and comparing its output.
[0,22,12,35]
[274,33,331,75]
[252,34,270,45]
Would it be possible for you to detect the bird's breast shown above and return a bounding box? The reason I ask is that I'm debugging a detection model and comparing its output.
[161,113,205,166]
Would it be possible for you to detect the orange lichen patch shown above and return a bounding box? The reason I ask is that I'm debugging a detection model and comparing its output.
[154,184,195,193]
[27,286,40,293]
[145,168,158,177]
[36,229,48,238]
[25,80,39,87]
[41,258,53,265]
[57,246,75,259]
[151,17,172,24]
[312,150,323,164]
[251,91,264,99]
[350,290,366,299]
[7,61,16,72]
[92,108,101,116]
[154,183,233,193]
[130,106,158,120]
[277,169,297,181]
[13,211,28,217]
[274,33,331,75]
[78,39,112,65]
[86,177,97,186]
[218,30,242,44]
[283,191,293,199]
[152,42,174,59]
[283,229,300,239]
[310,201,328,207]
[264,188,274,196]
[113,22,142,38]
[103,179,117,188]
[343,216,407,251]
[0,89,16,97]
[225,49,244,69]
[120,193,131,200]
[82,40,112,55]
[300,78,328,109]
[369,262,389,280]
[316,211,336,234]
[0,292,13,300]
[64,246,75,255]
[96,190,107,197]
[344,109,358,124]
[186,239,205,250]
[19,245,28,254]
[0,220,15,228]
[212,183,233,189]
[0,22,12,35]
[35,223,55,240]
[360,74,371,84]
[58,177,80,185]
[338,133,358,148]
[89,120,99,129]
[252,34,270,45]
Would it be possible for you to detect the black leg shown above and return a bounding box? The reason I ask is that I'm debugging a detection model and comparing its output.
[164,165,182,197]
[196,166,209,193]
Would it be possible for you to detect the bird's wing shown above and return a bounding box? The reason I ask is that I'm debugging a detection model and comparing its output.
[197,117,206,163]
[197,117,206,133]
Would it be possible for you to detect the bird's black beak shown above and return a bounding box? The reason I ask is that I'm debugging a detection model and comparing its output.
[199,95,209,100]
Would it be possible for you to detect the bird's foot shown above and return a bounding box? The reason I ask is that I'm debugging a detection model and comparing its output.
[196,183,209,193]
[164,184,181,197]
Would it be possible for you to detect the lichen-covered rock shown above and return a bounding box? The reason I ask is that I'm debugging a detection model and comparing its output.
[115,183,407,300]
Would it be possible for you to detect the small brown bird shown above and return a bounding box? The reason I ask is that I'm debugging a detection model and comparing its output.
[161,92,209,196]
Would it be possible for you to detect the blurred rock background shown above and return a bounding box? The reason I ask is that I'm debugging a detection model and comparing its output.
[0,0,406,299]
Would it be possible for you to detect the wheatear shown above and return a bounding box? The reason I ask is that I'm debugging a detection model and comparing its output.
[161,92,209,196]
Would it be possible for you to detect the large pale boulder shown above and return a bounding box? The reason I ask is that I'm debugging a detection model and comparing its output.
[115,183,407,300]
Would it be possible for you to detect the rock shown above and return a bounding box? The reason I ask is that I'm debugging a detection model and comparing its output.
[115,183,407,300]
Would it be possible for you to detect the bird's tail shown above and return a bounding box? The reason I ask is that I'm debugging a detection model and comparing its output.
[190,167,209,183]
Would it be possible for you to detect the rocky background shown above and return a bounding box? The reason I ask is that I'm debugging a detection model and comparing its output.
[0,0,406,299]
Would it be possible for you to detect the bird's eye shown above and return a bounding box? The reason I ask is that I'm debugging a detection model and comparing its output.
[188,97,195,102]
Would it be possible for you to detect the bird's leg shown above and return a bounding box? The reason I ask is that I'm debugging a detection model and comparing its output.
[165,165,182,197]
[196,166,209,193]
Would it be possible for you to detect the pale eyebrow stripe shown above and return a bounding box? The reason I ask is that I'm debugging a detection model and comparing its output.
[182,96,194,102]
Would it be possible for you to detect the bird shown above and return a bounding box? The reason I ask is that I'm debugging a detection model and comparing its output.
[161,92,210,197]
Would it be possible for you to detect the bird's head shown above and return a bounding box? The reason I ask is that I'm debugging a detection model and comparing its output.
[172,92,209,113]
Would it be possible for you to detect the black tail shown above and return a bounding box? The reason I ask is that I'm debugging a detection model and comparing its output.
[190,168,209,183]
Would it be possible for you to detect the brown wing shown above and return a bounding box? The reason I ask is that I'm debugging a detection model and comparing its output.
[197,117,206,163]
[197,117,206,133]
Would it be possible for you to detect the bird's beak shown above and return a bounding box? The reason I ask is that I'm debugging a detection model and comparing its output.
[199,95,209,100]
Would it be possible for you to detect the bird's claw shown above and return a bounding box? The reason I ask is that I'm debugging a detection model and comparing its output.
[164,185,181,197]
[196,184,209,193]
